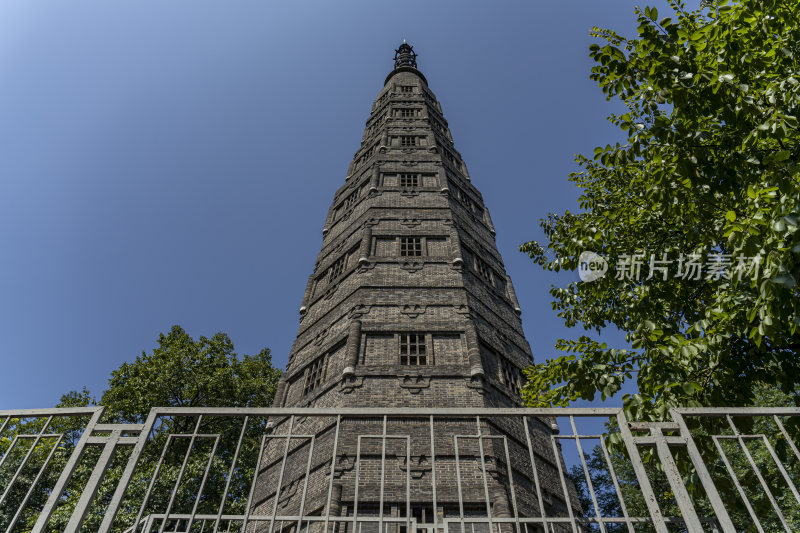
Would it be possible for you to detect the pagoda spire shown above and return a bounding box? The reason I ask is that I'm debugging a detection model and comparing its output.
[393,41,418,69]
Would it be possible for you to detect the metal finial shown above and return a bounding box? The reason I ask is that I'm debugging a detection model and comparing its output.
[393,41,417,69]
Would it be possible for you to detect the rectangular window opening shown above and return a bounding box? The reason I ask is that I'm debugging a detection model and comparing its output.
[303,356,327,396]
[399,333,427,365]
[400,237,422,257]
[400,173,419,187]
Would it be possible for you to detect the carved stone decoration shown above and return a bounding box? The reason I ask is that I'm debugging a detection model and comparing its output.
[333,454,355,478]
[467,375,488,395]
[400,261,424,273]
[455,304,471,317]
[428,146,439,154]
[400,218,422,227]
[450,257,464,271]
[400,160,418,167]
[364,217,381,227]
[339,375,365,394]
[400,189,419,198]
[348,304,371,319]
[322,285,337,300]
[401,304,426,318]
[357,260,375,274]
[399,375,430,393]
[312,328,329,346]
[401,149,415,154]
[399,455,432,479]
[278,478,300,508]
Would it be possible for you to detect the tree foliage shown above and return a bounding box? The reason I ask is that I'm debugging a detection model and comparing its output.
[1,326,279,532]
[521,0,800,421]
[101,325,280,423]
[568,387,800,530]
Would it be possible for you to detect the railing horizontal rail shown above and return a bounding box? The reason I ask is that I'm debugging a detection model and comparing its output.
[2,406,798,533]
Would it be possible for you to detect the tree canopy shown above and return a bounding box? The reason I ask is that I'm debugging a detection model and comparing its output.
[521,0,800,421]
[0,326,280,531]
[100,325,280,422]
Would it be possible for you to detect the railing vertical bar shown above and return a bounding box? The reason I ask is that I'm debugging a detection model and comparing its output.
[0,436,21,480]
[379,415,387,533]
[650,427,703,532]
[758,433,800,506]
[598,435,634,533]
[522,417,546,528]
[500,430,521,533]
[405,434,410,533]
[453,434,465,533]
[241,432,269,532]
[569,416,606,533]
[615,412,668,533]
[475,416,494,533]
[270,415,296,533]
[711,435,764,533]
[324,415,342,533]
[669,409,736,533]
[101,409,157,533]
[33,407,105,533]
[774,415,800,463]
[353,434,363,533]
[213,416,250,533]
[0,415,54,507]
[726,415,791,531]
[429,416,438,533]
[5,434,63,533]
[160,415,204,533]
[135,431,173,531]
[187,434,221,531]
[296,434,316,533]
[549,427,577,533]
[65,429,124,533]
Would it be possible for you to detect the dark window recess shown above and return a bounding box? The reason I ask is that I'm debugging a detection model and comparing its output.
[475,256,494,283]
[303,356,326,395]
[400,85,414,93]
[400,173,419,187]
[500,358,521,395]
[399,108,415,117]
[343,191,358,209]
[400,237,422,257]
[400,136,417,147]
[400,333,427,365]
[328,256,346,281]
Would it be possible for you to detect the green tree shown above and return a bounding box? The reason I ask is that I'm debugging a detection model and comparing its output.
[1,326,280,532]
[568,387,800,529]
[521,0,800,422]
[101,325,280,422]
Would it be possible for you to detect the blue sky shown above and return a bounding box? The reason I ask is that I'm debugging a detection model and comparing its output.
[0,0,694,409]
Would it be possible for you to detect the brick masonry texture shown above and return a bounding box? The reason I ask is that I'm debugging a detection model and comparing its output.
[251,49,580,532]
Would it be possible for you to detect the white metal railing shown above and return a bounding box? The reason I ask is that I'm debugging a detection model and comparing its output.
[1,406,799,532]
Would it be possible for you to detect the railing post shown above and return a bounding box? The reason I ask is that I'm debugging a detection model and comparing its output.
[670,409,736,533]
[97,411,158,533]
[615,412,669,533]
[31,407,105,533]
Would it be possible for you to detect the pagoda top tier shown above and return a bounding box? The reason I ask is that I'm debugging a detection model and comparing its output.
[385,41,428,86]
[393,41,417,69]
